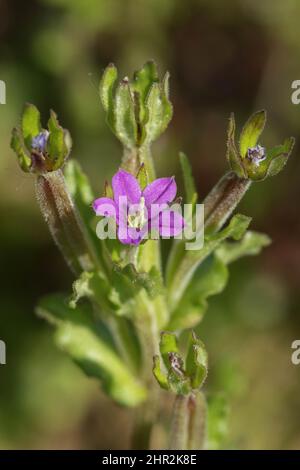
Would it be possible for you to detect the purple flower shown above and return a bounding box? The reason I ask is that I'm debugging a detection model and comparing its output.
[93,169,185,245]
[31,131,49,153]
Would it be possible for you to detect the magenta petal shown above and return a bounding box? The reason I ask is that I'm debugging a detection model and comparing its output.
[112,169,141,205]
[158,209,185,237]
[93,197,117,218]
[117,226,147,245]
[143,177,177,207]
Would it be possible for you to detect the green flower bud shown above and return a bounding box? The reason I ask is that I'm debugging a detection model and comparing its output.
[226,110,294,181]
[99,61,173,149]
[153,331,208,395]
[11,104,72,174]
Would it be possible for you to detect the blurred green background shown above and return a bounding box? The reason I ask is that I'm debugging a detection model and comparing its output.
[1,0,300,449]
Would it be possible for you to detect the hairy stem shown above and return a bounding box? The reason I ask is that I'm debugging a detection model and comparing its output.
[169,395,189,450]
[36,169,100,275]
[204,171,251,233]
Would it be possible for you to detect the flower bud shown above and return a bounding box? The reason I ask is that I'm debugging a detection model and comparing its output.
[11,104,72,174]
[226,110,294,181]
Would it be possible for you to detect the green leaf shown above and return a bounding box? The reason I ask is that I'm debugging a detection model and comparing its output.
[167,214,251,309]
[168,254,228,330]
[239,109,266,158]
[207,394,229,450]
[159,331,179,369]
[21,103,41,149]
[46,110,69,170]
[99,63,118,112]
[153,355,169,390]
[36,294,147,407]
[143,82,173,144]
[186,332,208,389]
[70,270,112,313]
[10,127,32,172]
[179,152,197,204]
[216,230,271,264]
[226,113,245,178]
[114,79,138,148]
[109,264,164,316]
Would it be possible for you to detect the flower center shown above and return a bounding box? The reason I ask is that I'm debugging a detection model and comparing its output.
[127,197,147,230]
[247,144,266,166]
[31,130,49,153]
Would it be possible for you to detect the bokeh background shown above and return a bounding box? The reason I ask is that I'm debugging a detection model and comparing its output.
[1,0,300,449]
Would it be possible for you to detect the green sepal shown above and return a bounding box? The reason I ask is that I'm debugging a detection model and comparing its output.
[114,79,138,148]
[99,63,118,112]
[186,332,208,389]
[239,109,266,158]
[10,127,31,172]
[46,110,71,171]
[159,331,179,368]
[136,163,149,190]
[143,81,173,145]
[133,60,159,122]
[226,113,246,178]
[153,355,169,390]
[21,103,41,150]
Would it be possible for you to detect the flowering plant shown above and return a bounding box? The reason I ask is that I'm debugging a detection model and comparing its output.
[10,61,294,449]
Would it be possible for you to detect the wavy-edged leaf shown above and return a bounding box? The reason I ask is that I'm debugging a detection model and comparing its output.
[36,294,147,407]
[167,214,251,309]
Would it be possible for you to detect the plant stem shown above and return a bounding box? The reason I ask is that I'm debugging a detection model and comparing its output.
[204,171,251,233]
[187,392,207,450]
[169,395,189,450]
[36,169,100,274]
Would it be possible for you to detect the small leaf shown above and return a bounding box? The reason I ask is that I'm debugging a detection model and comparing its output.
[70,270,112,313]
[99,63,118,112]
[239,109,266,158]
[153,355,169,390]
[21,103,41,149]
[179,152,197,204]
[36,293,147,407]
[216,230,271,264]
[226,113,246,178]
[168,255,228,330]
[186,332,208,389]
[11,127,31,172]
[114,79,138,148]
